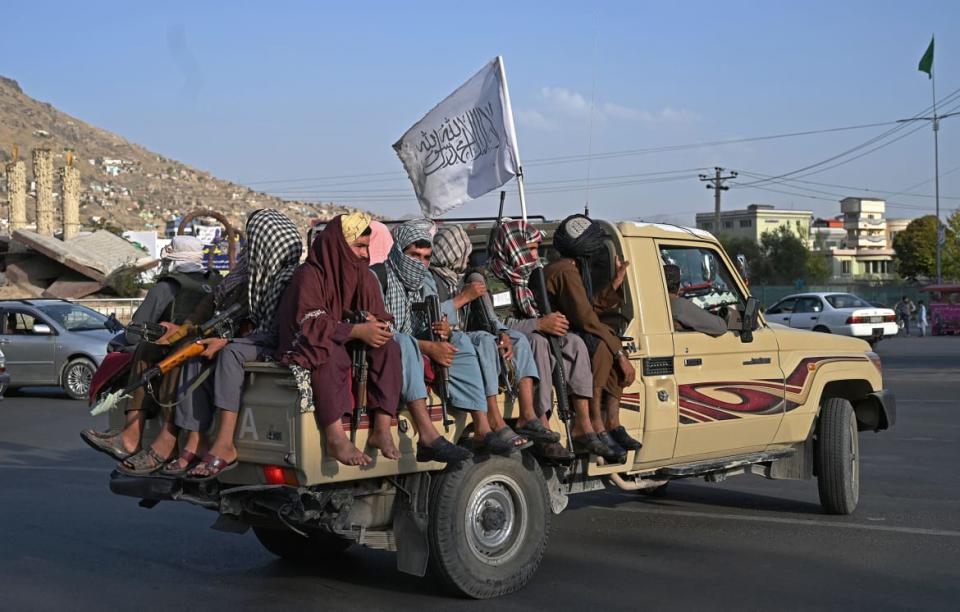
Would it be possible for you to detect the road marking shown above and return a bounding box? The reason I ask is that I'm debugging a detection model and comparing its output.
[589,504,960,538]
[0,464,106,474]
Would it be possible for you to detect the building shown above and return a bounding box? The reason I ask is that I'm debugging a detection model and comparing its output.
[812,197,898,282]
[695,204,812,244]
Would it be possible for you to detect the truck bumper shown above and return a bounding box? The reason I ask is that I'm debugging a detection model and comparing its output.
[109,470,219,508]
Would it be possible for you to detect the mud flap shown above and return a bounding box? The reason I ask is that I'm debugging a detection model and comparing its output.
[393,472,431,577]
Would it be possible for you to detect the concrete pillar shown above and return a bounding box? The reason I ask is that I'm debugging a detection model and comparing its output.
[60,165,81,241]
[32,148,54,236]
[5,159,27,232]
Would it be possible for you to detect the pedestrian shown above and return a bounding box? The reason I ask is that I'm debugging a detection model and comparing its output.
[917,300,928,337]
[896,295,915,336]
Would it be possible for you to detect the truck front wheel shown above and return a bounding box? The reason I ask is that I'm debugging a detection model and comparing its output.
[815,397,860,515]
[428,454,551,599]
[252,526,352,562]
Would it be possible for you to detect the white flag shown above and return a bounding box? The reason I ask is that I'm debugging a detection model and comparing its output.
[393,56,520,217]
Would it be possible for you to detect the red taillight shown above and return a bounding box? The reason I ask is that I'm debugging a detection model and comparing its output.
[262,465,299,486]
[846,315,866,324]
[884,314,896,322]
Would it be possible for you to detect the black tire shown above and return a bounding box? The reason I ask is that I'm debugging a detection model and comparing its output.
[815,397,860,515]
[62,358,95,401]
[428,454,550,599]
[813,325,831,333]
[252,526,352,562]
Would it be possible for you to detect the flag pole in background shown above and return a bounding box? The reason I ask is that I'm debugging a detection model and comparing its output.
[918,35,942,284]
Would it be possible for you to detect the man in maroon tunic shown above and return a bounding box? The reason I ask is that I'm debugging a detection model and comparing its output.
[275,214,403,466]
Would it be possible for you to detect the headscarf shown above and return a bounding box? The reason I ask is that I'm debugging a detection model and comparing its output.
[341,211,372,244]
[430,224,472,327]
[384,219,434,333]
[489,220,545,318]
[276,214,390,369]
[430,225,472,296]
[553,214,606,299]
[244,209,304,333]
[163,235,205,274]
[368,220,393,265]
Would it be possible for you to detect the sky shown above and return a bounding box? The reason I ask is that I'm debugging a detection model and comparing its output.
[3,0,960,225]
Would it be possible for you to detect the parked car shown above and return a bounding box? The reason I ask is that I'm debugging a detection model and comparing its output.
[0,299,118,399]
[764,292,898,344]
[0,348,9,399]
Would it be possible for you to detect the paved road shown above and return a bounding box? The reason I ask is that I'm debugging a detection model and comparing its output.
[1,337,958,611]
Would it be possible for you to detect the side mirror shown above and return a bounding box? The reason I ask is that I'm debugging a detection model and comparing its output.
[32,323,53,335]
[740,297,760,343]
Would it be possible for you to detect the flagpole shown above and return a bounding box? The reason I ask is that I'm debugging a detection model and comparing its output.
[495,55,528,223]
[932,62,942,284]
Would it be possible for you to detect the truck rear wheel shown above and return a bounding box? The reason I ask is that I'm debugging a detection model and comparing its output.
[816,397,860,515]
[428,454,550,599]
[252,526,352,562]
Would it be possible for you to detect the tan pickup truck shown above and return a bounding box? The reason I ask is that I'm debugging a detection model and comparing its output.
[108,218,895,599]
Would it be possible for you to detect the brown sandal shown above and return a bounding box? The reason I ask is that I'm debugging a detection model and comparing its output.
[117,446,171,476]
[81,429,137,461]
[160,449,199,478]
[185,453,237,482]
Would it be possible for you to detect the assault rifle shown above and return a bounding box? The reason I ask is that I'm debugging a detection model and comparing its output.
[126,320,168,343]
[348,310,370,443]
[465,271,516,402]
[90,303,244,416]
[413,295,453,431]
[531,262,575,452]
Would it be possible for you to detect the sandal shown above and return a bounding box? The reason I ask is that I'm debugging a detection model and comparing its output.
[572,433,625,463]
[117,446,172,476]
[81,429,137,461]
[185,453,238,482]
[474,431,514,455]
[416,438,472,463]
[609,426,643,451]
[496,426,533,451]
[515,420,561,444]
[532,440,575,463]
[160,449,199,478]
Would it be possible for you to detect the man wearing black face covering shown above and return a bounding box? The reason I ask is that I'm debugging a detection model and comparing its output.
[544,214,642,461]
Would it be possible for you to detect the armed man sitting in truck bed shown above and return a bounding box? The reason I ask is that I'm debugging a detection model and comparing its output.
[375,220,529,460]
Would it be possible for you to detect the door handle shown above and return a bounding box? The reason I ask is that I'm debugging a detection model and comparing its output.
[743,357,771,365]
[684,358,702,366]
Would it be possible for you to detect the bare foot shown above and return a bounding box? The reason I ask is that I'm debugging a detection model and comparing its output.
[368,429,401,460]
[326,436,371,466]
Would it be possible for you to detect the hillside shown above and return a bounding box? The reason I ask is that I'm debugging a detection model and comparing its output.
[0,76,356,234]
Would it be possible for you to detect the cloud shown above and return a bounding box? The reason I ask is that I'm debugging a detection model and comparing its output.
[517,87,699,131]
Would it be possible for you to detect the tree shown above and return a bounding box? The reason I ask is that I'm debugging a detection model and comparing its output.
[752,226,809,285]
[805,236,832,284]
[893,215,939,280]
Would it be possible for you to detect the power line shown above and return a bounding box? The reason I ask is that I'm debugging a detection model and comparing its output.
[735,170,960,201]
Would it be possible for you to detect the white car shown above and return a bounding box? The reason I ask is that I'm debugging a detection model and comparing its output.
[763,292,898,344]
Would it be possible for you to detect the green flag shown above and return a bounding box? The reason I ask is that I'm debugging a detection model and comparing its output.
[918,36,934,78]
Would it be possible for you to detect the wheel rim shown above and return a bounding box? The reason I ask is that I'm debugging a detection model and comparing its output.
[464,474,528,566]
[67,363,92,397]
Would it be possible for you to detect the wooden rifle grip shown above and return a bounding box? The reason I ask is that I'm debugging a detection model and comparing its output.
[157,342,205,374]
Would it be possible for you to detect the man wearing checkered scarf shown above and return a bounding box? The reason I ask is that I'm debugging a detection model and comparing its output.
[379,220,531,459]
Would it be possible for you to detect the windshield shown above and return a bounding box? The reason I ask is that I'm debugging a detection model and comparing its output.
[825,294,871,309]
[36,303,109,331]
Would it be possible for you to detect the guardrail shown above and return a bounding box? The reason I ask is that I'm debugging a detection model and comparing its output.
[70,298,144,323]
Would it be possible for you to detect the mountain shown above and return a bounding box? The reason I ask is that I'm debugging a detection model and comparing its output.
[0,76,357,234]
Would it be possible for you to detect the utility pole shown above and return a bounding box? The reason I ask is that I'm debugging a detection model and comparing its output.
[699,167,737,234]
